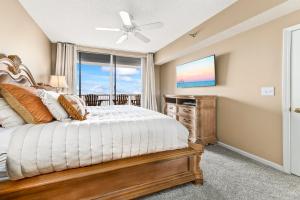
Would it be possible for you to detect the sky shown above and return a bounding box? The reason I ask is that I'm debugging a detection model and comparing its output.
[176,55,215,83]
[76,63,141,95]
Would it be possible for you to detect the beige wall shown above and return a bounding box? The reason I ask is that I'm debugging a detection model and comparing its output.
[0,0,51,82]
[159,10,300,165]
[155,0,286,65]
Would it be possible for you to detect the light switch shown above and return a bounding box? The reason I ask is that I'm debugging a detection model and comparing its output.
[261,87,275,96]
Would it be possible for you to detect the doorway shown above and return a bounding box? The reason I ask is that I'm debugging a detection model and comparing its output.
[283,24,300,175]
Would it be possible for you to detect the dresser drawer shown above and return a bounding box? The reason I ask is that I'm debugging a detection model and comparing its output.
[178,117,196,140]
[166,103,176,113]
[178,116,195,128]
[178,106,195,117]
[186,127,196,142]
[185,123,195,133]
[166,111,176,119]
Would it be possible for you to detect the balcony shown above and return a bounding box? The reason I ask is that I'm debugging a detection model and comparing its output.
[81,94,141,107]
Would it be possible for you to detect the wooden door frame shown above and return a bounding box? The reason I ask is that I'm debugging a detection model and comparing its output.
[282,24,300,174]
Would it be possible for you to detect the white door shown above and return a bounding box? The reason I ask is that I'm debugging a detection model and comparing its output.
[291,28,300,176]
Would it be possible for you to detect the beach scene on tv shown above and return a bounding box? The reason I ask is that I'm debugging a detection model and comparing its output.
[176,55,216,88]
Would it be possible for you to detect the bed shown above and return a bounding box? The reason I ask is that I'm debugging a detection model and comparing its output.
[0,55,203,199]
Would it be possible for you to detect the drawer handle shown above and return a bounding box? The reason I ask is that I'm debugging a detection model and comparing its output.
[183,109,192,112]
[183,118,191,123]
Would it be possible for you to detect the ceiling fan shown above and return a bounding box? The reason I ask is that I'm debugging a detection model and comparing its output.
[95,11,163,44]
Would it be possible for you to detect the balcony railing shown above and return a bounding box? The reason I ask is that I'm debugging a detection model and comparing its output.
[81,94,141,107]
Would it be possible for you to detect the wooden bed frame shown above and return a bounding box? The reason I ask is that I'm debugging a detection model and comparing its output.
[0,55,204,200]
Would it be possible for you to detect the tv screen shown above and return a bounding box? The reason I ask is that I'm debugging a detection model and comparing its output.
[176,55,216,88]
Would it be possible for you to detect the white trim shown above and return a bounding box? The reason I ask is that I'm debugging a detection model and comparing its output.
[282,24,300,174]
[217,142,284,172]
[156,0,300,65]
[282,28,292,174]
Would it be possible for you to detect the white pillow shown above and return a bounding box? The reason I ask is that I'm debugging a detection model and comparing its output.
[0,98,25,128]
[37,90,69,121]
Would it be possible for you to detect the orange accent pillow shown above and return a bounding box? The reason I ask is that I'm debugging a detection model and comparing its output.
[0,84,53,124]
[58,94,87,121]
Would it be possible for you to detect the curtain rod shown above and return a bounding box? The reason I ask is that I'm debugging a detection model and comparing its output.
[57,41,75,45]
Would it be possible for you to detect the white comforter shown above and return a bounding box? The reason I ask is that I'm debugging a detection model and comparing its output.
[6,106,188,180]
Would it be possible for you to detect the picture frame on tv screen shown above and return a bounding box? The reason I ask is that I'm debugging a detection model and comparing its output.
[176,55,216,88]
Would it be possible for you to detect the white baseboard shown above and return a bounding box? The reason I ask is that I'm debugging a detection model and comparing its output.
[217,142,284,172]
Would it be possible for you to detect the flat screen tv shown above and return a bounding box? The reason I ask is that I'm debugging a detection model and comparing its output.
[176,55,216,88]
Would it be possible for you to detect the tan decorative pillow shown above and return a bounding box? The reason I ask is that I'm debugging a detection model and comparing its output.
[0,84,54,124]
[58,94,87,121]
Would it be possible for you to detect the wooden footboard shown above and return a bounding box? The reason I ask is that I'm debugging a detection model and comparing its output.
[0,142,203,200]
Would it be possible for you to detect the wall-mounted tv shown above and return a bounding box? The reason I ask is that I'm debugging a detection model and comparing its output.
[176,55,216,88]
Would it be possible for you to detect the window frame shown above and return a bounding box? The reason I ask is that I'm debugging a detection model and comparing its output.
[77,51,142,105]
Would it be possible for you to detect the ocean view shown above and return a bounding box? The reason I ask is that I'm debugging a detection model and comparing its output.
[76,63,141,95]
[177,80,216,88]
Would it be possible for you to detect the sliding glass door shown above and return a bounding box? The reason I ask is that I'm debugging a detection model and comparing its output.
[114,56,141,106]
[77,52,141,106]
[77,52,112,105]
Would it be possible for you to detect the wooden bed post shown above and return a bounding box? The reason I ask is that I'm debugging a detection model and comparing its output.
[189,141,204,185]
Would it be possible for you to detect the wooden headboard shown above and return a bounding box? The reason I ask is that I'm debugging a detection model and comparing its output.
[0,55,37,86]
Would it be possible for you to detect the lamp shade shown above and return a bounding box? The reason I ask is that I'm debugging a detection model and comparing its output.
[49,75,68,88]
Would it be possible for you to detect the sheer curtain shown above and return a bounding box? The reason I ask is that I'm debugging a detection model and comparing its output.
[55,42,77,94]
[141,53,157,111]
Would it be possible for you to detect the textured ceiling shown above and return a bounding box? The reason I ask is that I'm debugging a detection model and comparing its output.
[19,0,236,53]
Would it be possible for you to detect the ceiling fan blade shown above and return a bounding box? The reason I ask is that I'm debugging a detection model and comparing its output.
[134,32,150,43]
[119,11,132,26]
[95,27,121,32]
[116,34,128,44]
[137,22,163,30]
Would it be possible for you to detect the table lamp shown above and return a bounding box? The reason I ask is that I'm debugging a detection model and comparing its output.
[49,75,68,92]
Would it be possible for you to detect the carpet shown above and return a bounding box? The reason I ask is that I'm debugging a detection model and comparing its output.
[141,144,300,200]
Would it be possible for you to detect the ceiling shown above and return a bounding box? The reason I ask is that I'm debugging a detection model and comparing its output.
[19,0,236,53]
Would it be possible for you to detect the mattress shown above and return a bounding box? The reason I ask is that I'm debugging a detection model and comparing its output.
[5,105,189,180]
[0,127,16,181]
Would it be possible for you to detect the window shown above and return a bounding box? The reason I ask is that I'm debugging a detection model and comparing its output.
[76,52,111,96]
[115,56,142,95]
[76,52,142,106]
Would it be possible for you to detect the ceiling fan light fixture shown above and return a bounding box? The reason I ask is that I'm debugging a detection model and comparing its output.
[96,11,163,44]
[119,11,132,26]
[116,34,128,44]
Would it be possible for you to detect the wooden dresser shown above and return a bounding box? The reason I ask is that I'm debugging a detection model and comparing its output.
[163,95,217,145]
